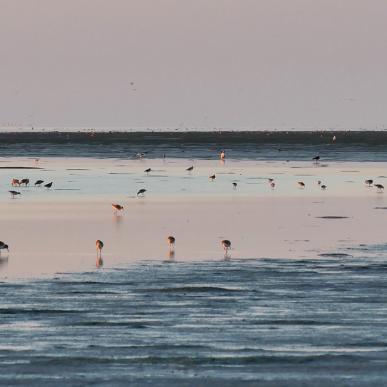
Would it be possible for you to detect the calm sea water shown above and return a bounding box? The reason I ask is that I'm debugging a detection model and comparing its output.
[1,248,387,386]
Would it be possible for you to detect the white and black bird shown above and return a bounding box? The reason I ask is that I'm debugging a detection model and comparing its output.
[375,184,384,192]
[321,185,327,190]
[20,178,29,186]
[313,155,320,163]
[9,190,21,198]
[365,179,373,187]
[298,181,305,188]
[232,182,238,189]
[209,174,216,181]
[0,241,9,256]
[167,236,176,251]
[96,240,104,258]
[221,239,231,253]
[137,188,147,197]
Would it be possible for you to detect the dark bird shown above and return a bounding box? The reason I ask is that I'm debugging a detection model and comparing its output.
[365,179,373,187]
[44,182,53,188]
[137,188,147,197]
[317,180,322,186]
[298,181,305,188]
[9,190,21,198]
[270,182,276,189]
[11,179,20,186]
[35,180,44,186]
[144,168,152,174]
[221,239,231,253]
[209,174,216,181]
[0,241,9,256]
[186,166,194,171]
[20,178,29,186]
[375,184,384,192]
[232,182,238,189]
[268,178,274,183]
[321,185,327,190]
[112,204,124,213]
[313,155,320,163]
[167,236,176,251]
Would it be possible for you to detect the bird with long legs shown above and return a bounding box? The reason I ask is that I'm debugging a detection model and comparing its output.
[11,179,20,187]
[144,168,152,174]
[44,182,53,189]
[221,239,231,258]
[9,190,21,198]
[0,241,9,256]
[137,188,147,197]
[298,181,305,189]
[35,180,44,186]
[313,155,320,163]
[95,240,104,267]
[167,236,176,252]
[375,184,384,192]
[186,166,194,172]
[365,179,373,187]
[20,178,29,186]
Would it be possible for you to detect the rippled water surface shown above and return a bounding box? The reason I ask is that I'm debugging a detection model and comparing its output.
[1,250,387,386]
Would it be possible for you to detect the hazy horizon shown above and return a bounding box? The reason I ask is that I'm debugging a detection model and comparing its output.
[1,0,387,130]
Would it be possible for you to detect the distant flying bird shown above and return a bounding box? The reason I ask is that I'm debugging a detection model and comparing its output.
[9,190,21,198]
[321,185,327,190]
[112,204,124,213]
[220,150,225,160]
[365,179,373,187]
[313,155,320,163]
[35,180,44,186]
[167,236,175,251]
[221,239,231,253]
[232,182,238,189]
[44,182,53,188]
[137,188,147,197]
[11,179,20,186]
[96,240,104,258]
[144,168,152,174]
[20,178,29,186]
[0,241,9,255]
[375,184,384,192]
[298,181,305,188]
[209,174,216,181]
[186,166,194,172]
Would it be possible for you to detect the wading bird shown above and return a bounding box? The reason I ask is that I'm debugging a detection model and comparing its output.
[221,239,231,254]
[186,166,194,172]
[144,168,152,174]
[365,179,373,187]
[112,204,124,213]
[9,190,21,198]
[0,241,9,256]
[20,179,29,186]
[167,236,175,251]
[44,182,53,188]
[375,184,384,192]
[270,182,276,189]
[220,150,225,160]
[298,181,305,188]
[317,180,322,186]
[35,180,44,186]
[11,179,20,186]
[321,185,327,190]
[96,240,104,257]
[209,174,216,181]
[137,188,147,197]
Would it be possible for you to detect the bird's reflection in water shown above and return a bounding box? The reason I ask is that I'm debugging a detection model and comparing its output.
[164,250,175,263]
[96,257,103,268]
[112,214,123,225]
[0,257,9,271]
[223,252,231,261]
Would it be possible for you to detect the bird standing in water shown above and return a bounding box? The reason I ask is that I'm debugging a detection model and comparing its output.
[9,190,21,198]
[365,179,373,187]
[112,204,124,213]
[375,184,384,192]
[186,166,194,172]
[0,241,9,256]
[167,236,176,251]
[96,240,104,257]
[298,181,305,189]
[221,239,231,254]
[44,182,53,189]
[220,150,225,160]
[137,188,147,197]
[209,174,216,181]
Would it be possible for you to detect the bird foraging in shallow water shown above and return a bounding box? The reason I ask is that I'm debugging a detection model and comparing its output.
[298,181,305,188]
[9,190,21,198]
[11,179,20,186]
[313,155,320,163]
[221,239,231,254]
[268,178,274,183]
[112,204,124,213]
[167,236,175,251]
[44,182,53,188]
[375,184,384,192]
[270,182,276,189]
[0,241,9,255]
[365,179,373,187]
[209,174,216,181]
[186,166,194,172]
[317,180,322,186]
[96,240,104,257]
[137,188,147,197]
[321,185,327,190]
[144,168,152,174]
[35,180,44,186]
[232,182,237,189]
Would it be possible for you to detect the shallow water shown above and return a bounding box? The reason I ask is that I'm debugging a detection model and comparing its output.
[1,249,387,386]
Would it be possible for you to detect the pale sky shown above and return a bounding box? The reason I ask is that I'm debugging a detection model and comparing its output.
[1,0,387,130]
